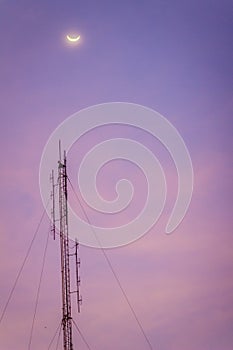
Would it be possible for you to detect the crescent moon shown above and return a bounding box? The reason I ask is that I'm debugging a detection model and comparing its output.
[66,34,81,42]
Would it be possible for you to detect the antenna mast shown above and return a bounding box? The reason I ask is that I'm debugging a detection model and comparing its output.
[59,150,73,349]
[51,142,82,350]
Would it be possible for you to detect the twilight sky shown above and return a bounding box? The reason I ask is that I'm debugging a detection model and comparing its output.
[0,1,233,349]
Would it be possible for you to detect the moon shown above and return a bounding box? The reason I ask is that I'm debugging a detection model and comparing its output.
[66,34,81,42]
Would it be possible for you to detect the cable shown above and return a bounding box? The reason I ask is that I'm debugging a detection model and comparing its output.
[0,200,50,326]
[67,177,154,350]
[55,322,62,350]
[28,226,50,349]
[47,322,62,350]
[72,318,92,350]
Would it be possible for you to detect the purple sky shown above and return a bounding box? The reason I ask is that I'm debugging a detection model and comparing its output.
[0,1,233,349]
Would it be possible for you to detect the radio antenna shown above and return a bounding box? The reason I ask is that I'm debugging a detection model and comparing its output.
[50,141,82,349]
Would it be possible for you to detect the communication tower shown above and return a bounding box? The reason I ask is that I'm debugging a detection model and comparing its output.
[51,143,82,349]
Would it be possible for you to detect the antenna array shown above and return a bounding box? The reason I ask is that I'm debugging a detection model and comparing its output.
[50,143,82,350]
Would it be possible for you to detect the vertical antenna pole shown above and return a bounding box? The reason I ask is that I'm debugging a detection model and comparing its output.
[59,139,62,162]
[75,240,82,313]
[51,170,56,240]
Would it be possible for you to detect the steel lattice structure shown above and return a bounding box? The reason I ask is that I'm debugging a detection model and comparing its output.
[51,143,81,350]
